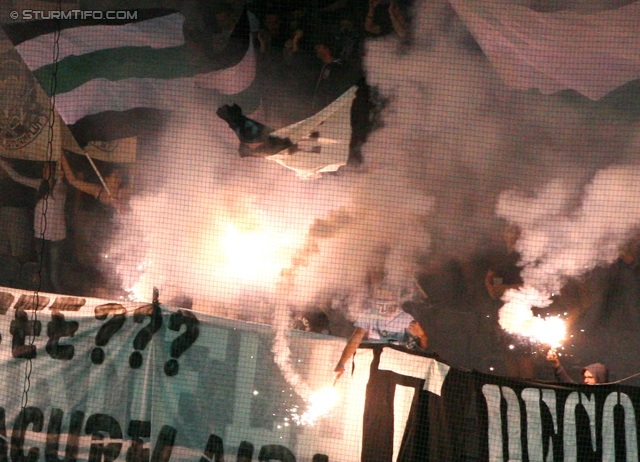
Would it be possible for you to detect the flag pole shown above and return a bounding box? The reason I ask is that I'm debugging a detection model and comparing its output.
[83,151,112,196]
[413,276,428,299]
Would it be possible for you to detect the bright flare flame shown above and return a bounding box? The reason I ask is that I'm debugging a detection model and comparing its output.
[529,316,566,348]
[292,387,339,426]
[221,223,295,280]
[500,285,566,347]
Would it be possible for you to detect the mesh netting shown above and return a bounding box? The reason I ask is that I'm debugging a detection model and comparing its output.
[0,0,639,460]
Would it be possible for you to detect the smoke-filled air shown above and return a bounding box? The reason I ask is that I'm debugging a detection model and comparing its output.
[106,0,640,389]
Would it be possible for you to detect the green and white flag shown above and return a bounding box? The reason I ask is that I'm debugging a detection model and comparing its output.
[3,9,256,125]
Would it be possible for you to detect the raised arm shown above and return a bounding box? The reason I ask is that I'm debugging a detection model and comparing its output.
[0,158,41,189]
[61,154,102,198]
[546,348,575,384]
[389,2,409,38]
[408,320,428,350]
[364,0,382,35]
[333,327,367,381]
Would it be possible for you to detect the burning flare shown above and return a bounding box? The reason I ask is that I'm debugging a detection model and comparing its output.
[500,285,566,347]
[292,387,340,426]
[220,222,298,281]
[529,316,566,348]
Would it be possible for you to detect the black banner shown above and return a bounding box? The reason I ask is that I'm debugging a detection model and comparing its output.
[364,345,640,461]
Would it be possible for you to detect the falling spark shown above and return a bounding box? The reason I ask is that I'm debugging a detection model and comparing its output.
[291,387,340,427]
[125,279,148,302]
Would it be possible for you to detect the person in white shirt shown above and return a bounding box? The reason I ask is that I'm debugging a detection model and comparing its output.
[333,288,428,381]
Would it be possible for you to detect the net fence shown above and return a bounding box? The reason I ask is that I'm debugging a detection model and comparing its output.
[0,0,639,460]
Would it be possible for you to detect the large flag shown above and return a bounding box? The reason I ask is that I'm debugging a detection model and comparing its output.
[0,41,82,160]
[449,0,640,100]
[3,8,257,126]
[218,86,358,179]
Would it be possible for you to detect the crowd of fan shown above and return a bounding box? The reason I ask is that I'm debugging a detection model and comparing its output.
[245,0,411,127]
[0,0,411,297]
[0,154,128,298]
[296,223,640,382]
[0,1,637,383]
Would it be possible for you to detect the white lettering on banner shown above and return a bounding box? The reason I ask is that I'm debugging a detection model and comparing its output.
[563,392,596,461]
[602,393,638,462]
[503,386,522,459]
[378,348,450,396]
[481,385,524,461]
[483,384,640,461]
[522,388,558,462]
[482,384,504,462]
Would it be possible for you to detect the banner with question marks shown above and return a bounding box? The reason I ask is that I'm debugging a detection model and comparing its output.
[0,286,379,462]
[10,286,624,462]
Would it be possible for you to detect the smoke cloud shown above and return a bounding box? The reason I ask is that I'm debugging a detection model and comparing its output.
[497,164,640,340]
[104,0,640,384]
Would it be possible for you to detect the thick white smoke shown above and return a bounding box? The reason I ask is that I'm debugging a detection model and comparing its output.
[362,0,640,349]
[105,0,640,386]
[111,107,356,319]
[497,163,640,342]
[111,108,432,315]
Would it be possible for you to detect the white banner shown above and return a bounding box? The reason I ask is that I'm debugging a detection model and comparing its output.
[0,286,375,462]
[267,86,357,179]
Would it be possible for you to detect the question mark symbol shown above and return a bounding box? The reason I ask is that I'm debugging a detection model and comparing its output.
[129,303,163,369]
[91,304,126,365]
[164,310,199,377]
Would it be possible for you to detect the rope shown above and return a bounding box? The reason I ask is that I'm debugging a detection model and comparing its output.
[21,0,62,412]
[599,372,640,385]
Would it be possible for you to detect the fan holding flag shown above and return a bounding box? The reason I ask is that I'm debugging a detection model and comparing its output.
[60,153,130,215]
